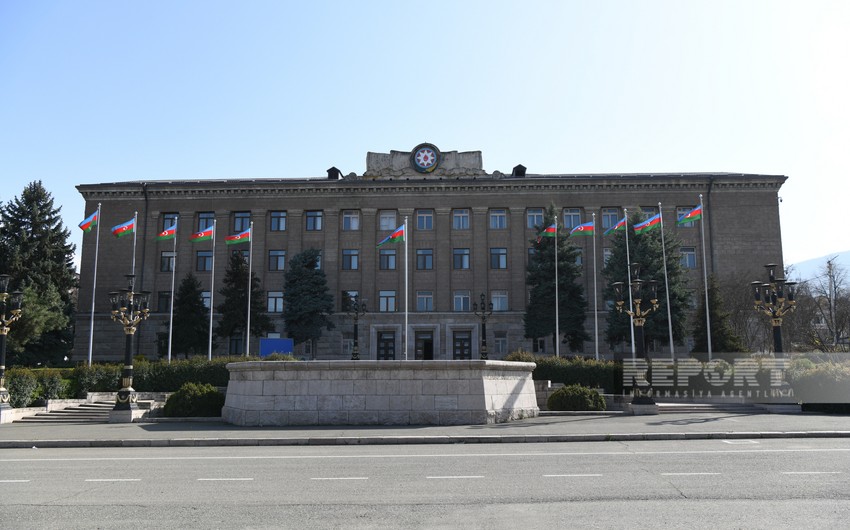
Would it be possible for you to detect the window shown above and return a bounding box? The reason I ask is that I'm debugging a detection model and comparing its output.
[162,212,179,232]
[232,249,249,262]
[494,332,508,356]
[342,210,360,231]
[602,208,619,230]
[160,251,175,272]
[342,334,354,358]
[314,250,323,270]
[453,330,472,359]
[201,291,211,309]
[528,247,536,262]
[416,249,433,270]
[342,249,359,270]
[563,208,581,230]
[527,208,544,229]
[490,248,508,269]
[603,247,613,265]
[268,250,286,271]
[198,212,215,231]
[677,206,696,228]
[379,249,396,270]
[378,210,397,231]
[491,290,508,311]
[306,210,323,231]
[641,206,658,216]
[416,209,434,230]
[267,291,284,313]
[234,211,251,232]
[489,209,507,229]
[270,211,287,231]
[379,290,396,312]
[196,250,213,271]
[453,290,471,312]
[341,290,359,312]
[229,334,244,355]
[453,248,470,270]
[452,209,470,230]
[377,331,395,360]
[157,291,171,313]
[416,291,434,312]
[575,248,583,266]
[681,246,697,269]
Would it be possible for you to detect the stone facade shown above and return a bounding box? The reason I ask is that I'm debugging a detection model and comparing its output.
[74,146,787,362]
[221,360,539,426]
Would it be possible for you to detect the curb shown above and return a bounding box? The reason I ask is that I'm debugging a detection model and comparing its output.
[3,431,850,449]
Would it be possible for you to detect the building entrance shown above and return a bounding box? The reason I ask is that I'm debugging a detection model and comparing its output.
[377,331,395,360]
[415,331,434,360]
[452,330,472,360]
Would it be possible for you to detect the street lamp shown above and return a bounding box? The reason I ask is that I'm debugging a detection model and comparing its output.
[472,292,493,360]
[0,274,23,410]
[751,263,797,357]
[346,294,367,360]
[108,275,150,411]
[612,263,659,406]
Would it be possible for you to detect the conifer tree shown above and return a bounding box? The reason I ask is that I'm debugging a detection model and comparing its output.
[215,252,273,353]
[691,274,748,359]
[171,272,211,359]
[283,248,334,346]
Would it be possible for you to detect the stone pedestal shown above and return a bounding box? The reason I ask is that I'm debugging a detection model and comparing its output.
[629,403,660,415]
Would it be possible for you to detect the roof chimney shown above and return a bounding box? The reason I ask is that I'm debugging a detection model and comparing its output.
[511,164,527,177]
[327,167,343,180]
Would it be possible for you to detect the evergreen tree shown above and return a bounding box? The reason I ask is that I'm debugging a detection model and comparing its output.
[215,252,273,353]
[0,181,76,365]
[602,211,690,354]
[283,248,334,346]
[171,272,211,359]
[524,205,590,353]
[691,275,748,359]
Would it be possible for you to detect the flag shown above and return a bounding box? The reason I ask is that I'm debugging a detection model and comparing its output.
[157,223,177,241]
[536,223,557,243]
[634,213,661,235]
[225,228,251,245]
[79,211,98,233]
[377,224,405,247]
[677,204,703,225]
[569,221,594,237]
[603,217,627,235]
[111,218,135,238]
[190,227,214,242]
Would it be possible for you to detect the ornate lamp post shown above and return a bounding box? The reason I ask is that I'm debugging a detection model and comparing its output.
[751,263,797,357]
[0,274,24,410]
[108,275,150,411]
[472,292,493,360]
[612,263,659,406]
[347,294,367,360]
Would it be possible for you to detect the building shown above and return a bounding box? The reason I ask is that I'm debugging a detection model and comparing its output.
[74,144,787,362]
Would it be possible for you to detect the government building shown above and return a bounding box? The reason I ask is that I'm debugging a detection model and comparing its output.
[73,144,787,362]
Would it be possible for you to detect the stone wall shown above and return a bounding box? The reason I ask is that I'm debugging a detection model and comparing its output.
[222,360,538,426]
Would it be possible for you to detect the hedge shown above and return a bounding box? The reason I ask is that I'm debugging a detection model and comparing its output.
[505,351,623,393]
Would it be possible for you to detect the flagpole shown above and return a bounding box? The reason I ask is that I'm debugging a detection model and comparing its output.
[87,203,102,366]
[167,216,178,364]
[659,202,674,355]
[131,211,138,280]
[624,208,635,358]
[592,213,599,361]
[246,222,253,357]
[208,219,216,361]
[555,222,560,358]
[699,194,712,360]
[404,216,409,361]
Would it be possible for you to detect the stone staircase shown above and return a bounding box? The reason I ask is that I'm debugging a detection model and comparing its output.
[15,401,114,424]
[656,402,763,414]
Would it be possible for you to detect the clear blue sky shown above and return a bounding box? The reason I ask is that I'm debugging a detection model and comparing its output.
[2,0,848,270]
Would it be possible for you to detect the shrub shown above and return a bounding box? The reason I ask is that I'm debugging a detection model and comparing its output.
[533,356,623,393]
[262,353,298,361]
[504,350,537,363]
[7,368,39,408]
[787,361,850,403]
[39,368,67,400]
[547,384,606,411]
[163,382,225,417]
[72,364,120,395]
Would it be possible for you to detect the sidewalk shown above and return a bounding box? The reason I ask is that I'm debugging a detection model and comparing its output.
[2,411,850,448]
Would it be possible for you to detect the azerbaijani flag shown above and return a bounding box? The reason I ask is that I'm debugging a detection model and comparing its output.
[569,221,594,237]
[603,217,627,235]
[157,223,177,241]
[377,225,405,247]
[190,227,214,243]
[634,213,662,235]
[225,228,251,245]
[677,204,703,225]
[536,223,557,243]
[111,218,135,238]
[79,211,98,233]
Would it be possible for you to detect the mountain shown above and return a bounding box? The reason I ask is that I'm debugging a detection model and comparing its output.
[786,250,850,283]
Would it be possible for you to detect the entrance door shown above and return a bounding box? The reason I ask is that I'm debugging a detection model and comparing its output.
[415,331,434,360]
[452,330,472,360]
[377,331,396,360]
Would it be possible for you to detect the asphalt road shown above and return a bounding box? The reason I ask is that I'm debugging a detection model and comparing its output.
[2,439,849,529]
